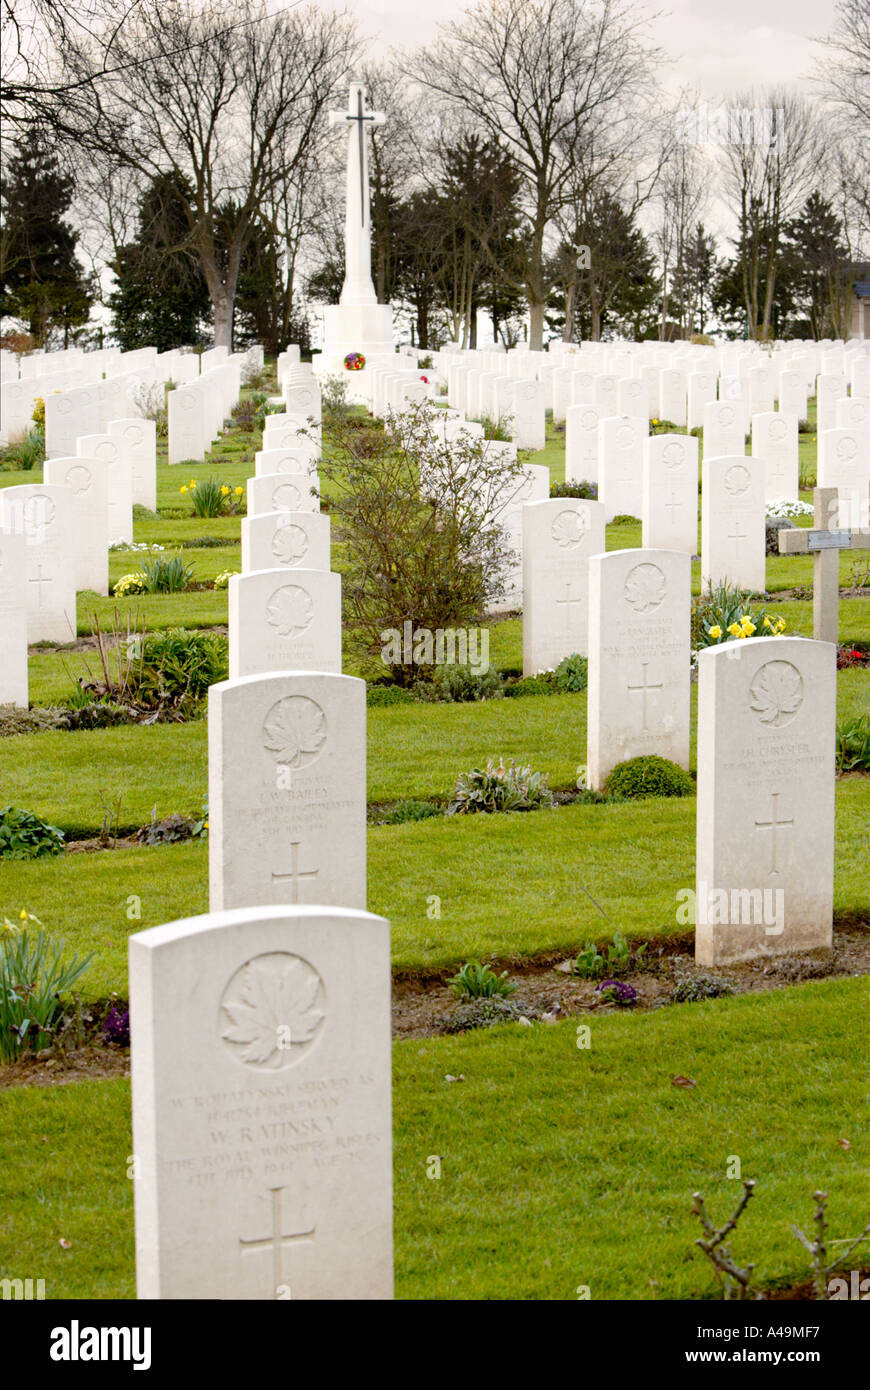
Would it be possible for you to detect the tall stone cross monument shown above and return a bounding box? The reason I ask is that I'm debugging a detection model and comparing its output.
[315,82,395,384]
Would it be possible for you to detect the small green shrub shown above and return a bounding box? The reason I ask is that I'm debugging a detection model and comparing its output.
[835,714,870,772]
[574,931,646,979]
[504,672,558,697]
[473,414,513,441]
[449,960,518,999]
[416,664,504,703]
[113,572,148,597]
[139,554,196,594]
[550,480,598,499]
[691,580,785,649]
[672,971,735,1002]
[0,916,93,1062]
[555,653,588,692]
[0,806,65,859]
[367,684,418,707]
[448,757,555,814]
[132,629,228,703]
[573,941,606,979]
[446,997,533,1032]
[213,569,237,591]
[136,813,196,846]
[605,756,694,800]
[181,477,245,518]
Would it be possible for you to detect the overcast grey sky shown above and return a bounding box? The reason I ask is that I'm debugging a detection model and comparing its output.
[323,0,836,96]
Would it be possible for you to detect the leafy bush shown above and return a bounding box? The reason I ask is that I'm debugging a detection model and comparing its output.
[367,684,418,707]
[691,581,785,650]
[604,756,694,800]
[0,806,65,859]
[0,426,45,471]
[449,960,518,999]
[0,916,93,1062]
[835,714,870,772]
[113,572,147,597]
[372,800,442,825]
[416,664,504,703]
[550,480,598,499]
[130,379,171,437]
[321,374,352,431]
[132,629,228,703]
[230,392,267,432]
[572,941,606,979]
[448,757,555,814]
[446,997,533,1032]
[555,652,588,692]
[672,971,735,1002]
[504,672,558,697]
[573,931,646,979]
[139,554,196,594]
[473,414,513,441]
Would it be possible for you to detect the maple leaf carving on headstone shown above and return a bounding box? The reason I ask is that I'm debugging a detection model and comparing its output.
[266,585,313,637]
[749,661,803,727]
[221,955,325,1067]
[623,563,666,613]
[551,510,587,548]
[272,524,308,565]
[262,696,326,767]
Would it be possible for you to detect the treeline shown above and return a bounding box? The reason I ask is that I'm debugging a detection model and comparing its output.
[1,0,867,351]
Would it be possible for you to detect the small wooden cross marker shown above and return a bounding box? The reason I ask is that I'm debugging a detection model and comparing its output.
[777,487,870,644]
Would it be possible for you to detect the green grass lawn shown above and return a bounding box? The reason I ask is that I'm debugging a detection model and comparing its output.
[1,977,865,1300]
[3,776,867,997]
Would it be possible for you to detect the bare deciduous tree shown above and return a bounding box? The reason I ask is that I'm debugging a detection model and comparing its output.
[407,0,663,349]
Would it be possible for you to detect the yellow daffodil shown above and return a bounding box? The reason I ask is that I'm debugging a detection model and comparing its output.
[234,486,243,495]
[763,616,774,629]
[709,624,722,639]
[741,619,756,635]
[180,485,188,493]
[19,909,27,919]
[727,622,742,637]
[220,485,230,495]
[776,617,786,632]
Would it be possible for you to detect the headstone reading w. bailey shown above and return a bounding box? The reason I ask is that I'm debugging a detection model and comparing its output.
[587,548,691,789]
[208,671,365,912]
[0,530,29,706]
[522,497,606,675]
[130,903,393,1299]
[241,512,331,576]
[228,569,341,678]
[695,637,835,965]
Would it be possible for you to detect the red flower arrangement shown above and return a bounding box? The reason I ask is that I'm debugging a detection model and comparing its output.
[344,351,366,371]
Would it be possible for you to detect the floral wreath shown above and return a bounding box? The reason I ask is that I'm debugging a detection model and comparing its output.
[344,351,366,371]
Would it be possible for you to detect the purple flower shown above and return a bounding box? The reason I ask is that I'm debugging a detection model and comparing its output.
[104,1006,130,1047]
[594,979,638,1006]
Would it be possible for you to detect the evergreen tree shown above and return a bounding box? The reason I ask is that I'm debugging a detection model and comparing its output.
[552,189,658,341]
[0,127,93,346]
[781,191,854,339]
[109,173,210,351]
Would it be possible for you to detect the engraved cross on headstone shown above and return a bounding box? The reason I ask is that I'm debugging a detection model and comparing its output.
[238,1186,315,1299]
[754,791,794,875]
[271,842,318,903]
[627,662,663,732]
[727,517,747,553]
[778,486,870,644]
[28,563,51,606]
[555,582,583,629]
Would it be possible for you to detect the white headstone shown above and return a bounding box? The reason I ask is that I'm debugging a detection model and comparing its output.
[641,433,698,555]
[168,384,207,464]
[598,415,648,522]
[565,404,600,483]
[489,463,550,612]
[695,637,835,965]
[246,473,320,518]
[228,569,341,678]
[241,512,331,575]
[76,434,134,544]
[751,413,799,502]
[254,447,317,478]
[587,548,691,789]
[818,429,870,528]
[506,380,546,450]
[108,417,157,511]
[43,456,109,594]
[522,498,606,674]
[701,455,766,592]
[130,902,392,1299]
[0,530,29,705]
[703,400,745,459]
[658,369,687,426]
[208,671,365,910]
[0,484,76,642]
